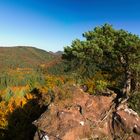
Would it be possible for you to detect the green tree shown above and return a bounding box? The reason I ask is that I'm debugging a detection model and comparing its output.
[62,24,140,96]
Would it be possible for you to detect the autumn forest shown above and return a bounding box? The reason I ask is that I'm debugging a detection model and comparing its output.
[0,24,140,140]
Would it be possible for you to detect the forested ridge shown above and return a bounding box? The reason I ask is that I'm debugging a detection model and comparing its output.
[0,46,55,70]
[0,24,140,140]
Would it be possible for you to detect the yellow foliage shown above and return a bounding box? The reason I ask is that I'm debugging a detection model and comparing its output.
[25,93,34,100]
[0,74,68,131]
[0,101,9,129]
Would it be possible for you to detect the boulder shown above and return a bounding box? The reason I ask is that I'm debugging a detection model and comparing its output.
[33,85,140,140]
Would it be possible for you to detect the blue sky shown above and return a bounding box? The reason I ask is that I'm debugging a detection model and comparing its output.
[0,0,140,52]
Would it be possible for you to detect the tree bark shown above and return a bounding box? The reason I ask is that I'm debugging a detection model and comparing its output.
[122,70,131,96]
[131,72,139,91]
[119,55,131,96]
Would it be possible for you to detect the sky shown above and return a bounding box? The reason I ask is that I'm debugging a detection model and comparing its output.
[0,0,140,52]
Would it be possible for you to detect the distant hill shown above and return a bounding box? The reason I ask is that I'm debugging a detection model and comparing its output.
[49,51,63,56]
[54,51,63,55]
[0,46,56,70]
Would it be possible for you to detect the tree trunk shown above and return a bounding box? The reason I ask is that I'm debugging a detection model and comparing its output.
[119,55,131,96]
[131,72,139,91]
[122,70,131,96]
[134,72,139,91]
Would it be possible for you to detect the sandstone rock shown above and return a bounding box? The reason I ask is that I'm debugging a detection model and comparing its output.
[33,85,140,140]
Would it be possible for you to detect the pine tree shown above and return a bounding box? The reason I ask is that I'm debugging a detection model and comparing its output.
[62,24,140,96]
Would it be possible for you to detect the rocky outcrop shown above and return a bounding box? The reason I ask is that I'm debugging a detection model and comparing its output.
[33,85,140,140]
[111,105,140,140]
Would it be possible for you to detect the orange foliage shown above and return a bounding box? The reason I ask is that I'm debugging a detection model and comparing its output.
[0,73,71,131]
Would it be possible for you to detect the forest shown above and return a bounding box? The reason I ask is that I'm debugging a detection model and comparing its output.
[0,24,140,140]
